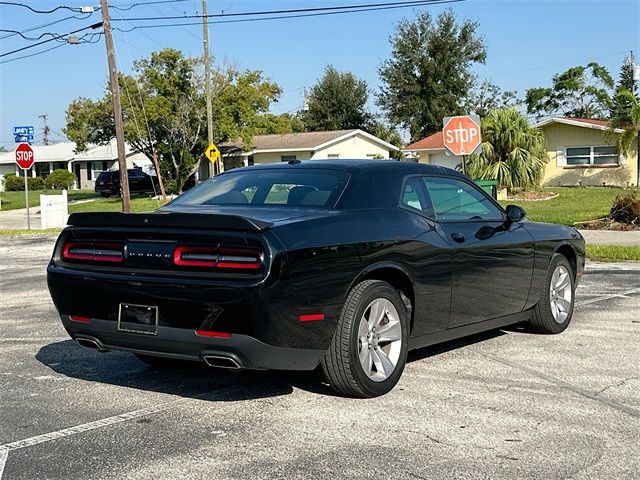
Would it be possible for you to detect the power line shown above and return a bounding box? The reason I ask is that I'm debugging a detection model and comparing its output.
[0,1,85,14]
[0,42,67,65]
[114,0,463,31]
[0,13,93,40]
[112,0,462,22]
[108,0,189,11]
[0,22,103,58]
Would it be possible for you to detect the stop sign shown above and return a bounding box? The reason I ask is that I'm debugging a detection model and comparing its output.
[15,143,35,170]
[442,115,482,156]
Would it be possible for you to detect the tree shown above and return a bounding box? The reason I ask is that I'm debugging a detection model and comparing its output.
[525,62,614,119]
[378,10,486,142]
[466,108,548,190]
[610,55,639,129]
[301,65,372,131]
[463,80,520,118]
[64,49,283,193]
[367,120,404,159]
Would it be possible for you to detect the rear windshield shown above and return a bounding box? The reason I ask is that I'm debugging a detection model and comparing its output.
[171,168,350,208]
[96,172,114,181]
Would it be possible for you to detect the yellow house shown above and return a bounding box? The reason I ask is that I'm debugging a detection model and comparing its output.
[534,117,638,187]
[220,129,399,170]
[403,117,639,188]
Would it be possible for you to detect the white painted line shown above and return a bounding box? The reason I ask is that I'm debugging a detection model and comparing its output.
[578,288,640,306]
[0,449,7,479]
[0,383,248,479]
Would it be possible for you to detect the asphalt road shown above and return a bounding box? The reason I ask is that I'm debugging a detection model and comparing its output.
[1,235,638,480]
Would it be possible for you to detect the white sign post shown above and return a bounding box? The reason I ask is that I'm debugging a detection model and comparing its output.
[15,143,35,230]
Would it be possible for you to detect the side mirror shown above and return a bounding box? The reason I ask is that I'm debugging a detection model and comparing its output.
[505,204,526,223]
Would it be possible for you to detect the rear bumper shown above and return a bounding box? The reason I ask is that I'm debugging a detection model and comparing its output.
[62,315,325,371]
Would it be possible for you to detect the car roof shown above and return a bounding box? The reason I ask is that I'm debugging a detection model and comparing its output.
[225,159,464,177]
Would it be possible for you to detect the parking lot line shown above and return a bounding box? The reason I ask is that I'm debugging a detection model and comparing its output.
[0,383,249,479]
[485,354,640,419]
[577,287,640,306]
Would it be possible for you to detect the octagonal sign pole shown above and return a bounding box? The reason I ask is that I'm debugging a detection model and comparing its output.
[15,143,35,230]
[442,115,482,156]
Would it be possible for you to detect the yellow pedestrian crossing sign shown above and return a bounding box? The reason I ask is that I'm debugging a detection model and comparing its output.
[205,143,220,164]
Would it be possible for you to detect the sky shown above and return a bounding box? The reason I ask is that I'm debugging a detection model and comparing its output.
[0,0,638,150]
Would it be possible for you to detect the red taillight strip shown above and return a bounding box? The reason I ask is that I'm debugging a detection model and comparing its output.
[62,242,124,263]
[69,315,91,323]
[173,246,217,267]
[195,330,232,338]
[299,314,325,322]
[173,246,262,271]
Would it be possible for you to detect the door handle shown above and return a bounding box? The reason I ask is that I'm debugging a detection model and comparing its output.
[451,232,465,243]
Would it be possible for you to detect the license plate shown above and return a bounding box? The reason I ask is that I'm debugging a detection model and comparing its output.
[117,303,159,335]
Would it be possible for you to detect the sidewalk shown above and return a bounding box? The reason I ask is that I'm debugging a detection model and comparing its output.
[578,230,640,246]
[0,206,41,230]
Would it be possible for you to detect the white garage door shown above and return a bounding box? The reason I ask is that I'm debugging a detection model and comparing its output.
[429,154,461,171]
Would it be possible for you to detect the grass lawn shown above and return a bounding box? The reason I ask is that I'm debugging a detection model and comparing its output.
[586,244,640,262]
[498,187,629,225]
[68,195,166,214]
[0,189,99,211]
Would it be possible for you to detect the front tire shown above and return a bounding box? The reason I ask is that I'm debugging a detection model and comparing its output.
[321,280,409,398]
[528,254,575,334]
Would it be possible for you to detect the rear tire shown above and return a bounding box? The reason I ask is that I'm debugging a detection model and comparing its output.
[528,254,575,334]
[321,280,409,398]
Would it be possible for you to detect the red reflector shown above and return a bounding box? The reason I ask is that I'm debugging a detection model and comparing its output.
[299,314,325,322]
[69,315,91,323]
[195,330,232,338]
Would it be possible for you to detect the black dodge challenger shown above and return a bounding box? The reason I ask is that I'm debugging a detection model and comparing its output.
[47,160,585,397]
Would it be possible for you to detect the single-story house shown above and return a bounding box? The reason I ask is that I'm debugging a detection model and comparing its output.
[402,131,462,171]
[533,117,638,187]
[219,129,399,170]
[402,117,639,187]
[0,139,153,191]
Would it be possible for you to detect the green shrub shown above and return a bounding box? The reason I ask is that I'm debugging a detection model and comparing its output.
[2,174,23,191]
[28,176,46,190]
[45,169,77,190]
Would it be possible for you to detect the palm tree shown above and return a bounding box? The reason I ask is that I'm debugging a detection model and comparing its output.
[466,108,548,190]
[609,88,640,159]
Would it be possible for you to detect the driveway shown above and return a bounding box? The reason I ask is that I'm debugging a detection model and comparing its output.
[0,236,638,479]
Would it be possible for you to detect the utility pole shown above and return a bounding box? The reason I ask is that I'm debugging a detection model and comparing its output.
[99,0,131,213]
[202,0,216,178]
[38,114,50,145]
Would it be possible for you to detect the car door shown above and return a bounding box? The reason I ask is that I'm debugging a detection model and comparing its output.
[420,175,534,328]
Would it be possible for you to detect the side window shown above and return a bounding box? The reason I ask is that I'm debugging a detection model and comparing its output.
[422,177,503,221]
[401,177,434,218]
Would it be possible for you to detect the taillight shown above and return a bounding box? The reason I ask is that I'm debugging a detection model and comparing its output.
[62,242,124,263]
[173,246,262,271]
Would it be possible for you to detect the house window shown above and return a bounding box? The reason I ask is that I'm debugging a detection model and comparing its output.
[566,146,618,166]
[328,154,340,159]
[281,155,297,162]
[91,161,106,180]
[35,163,50,178]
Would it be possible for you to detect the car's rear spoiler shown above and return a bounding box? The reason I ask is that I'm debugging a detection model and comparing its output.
[66,212,272,232]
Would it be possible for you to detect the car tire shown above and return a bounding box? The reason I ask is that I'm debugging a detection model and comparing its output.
[134,353,194,369]
[528,254,575,334]
[321,280,409,398]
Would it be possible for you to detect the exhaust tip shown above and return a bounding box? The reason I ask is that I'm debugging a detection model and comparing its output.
[203,355,242,370]
[75,336,107,352]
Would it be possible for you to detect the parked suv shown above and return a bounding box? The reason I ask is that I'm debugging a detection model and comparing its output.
[95,169,158,197]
